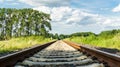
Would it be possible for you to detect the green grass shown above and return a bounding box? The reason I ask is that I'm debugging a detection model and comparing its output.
[65,33,120,50]
[0,36,53,53]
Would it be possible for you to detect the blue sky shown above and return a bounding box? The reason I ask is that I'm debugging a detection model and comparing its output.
[1,0,120,34]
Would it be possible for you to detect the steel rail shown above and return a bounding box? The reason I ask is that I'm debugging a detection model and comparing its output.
[64,40,120,67]
[0,41,56,67]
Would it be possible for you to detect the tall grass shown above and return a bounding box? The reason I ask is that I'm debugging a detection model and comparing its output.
[65,33,120,50]
[0,36,53,53]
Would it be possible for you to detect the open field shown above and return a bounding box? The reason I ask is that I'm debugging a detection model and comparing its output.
[0,36,53,53]
[65,33,120,50]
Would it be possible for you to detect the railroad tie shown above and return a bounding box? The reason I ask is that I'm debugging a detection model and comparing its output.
[15,41,104,67]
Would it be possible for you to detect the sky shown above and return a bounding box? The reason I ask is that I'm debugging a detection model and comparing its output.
[1,0,120,34]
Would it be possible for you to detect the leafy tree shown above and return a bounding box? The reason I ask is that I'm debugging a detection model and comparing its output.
[0,8,52,40]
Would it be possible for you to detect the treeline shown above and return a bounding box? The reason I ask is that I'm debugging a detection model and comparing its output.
[98,29,120,39]
[51,32,95,40]
[56,29,120,39]
[0,8,51,40]
[1,8,120,40]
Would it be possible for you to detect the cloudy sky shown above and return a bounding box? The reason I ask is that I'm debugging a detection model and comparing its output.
[1,0,120,34]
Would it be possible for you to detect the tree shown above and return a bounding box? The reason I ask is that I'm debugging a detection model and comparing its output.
[0,8,52,40]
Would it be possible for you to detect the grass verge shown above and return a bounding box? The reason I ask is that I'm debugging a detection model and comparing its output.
[0,36,53,53]
[65,33,120,50]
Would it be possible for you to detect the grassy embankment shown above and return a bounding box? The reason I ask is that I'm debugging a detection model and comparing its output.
[65,33,120,50]
[0,36,53,53]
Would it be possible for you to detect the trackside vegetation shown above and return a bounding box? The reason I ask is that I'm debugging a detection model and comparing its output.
[0,36,52,53]
[0,8,51,40]
[65,29,120,50]
[0,8,53,53]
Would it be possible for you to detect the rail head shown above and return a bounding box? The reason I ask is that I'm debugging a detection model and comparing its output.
[81,46,120,61]
[63,40,120,67]
[0,41,56,67]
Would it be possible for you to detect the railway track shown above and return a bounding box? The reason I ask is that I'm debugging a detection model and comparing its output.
[0,40,120,67]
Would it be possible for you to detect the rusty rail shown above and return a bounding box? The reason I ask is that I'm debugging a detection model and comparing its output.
[0,41,56,67]
[64,40,120,67]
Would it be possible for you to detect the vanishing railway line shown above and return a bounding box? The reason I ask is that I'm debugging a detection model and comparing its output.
[0,40,120,67]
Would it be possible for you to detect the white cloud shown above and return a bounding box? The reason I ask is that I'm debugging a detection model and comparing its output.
[19,0,120,34]
[66,9,102,25]
[19,0,70,7]
[97,16,120,32]
[51,7,72,22]
[102,17,120,26]
[33,6,51,14]
[112,4,120,12]
[33,6,120,34]
[33,6,101,25]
